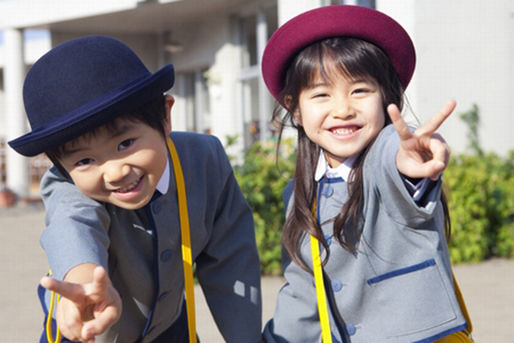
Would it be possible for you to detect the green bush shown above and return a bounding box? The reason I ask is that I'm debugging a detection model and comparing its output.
[232,138,296,275]
[444,152,514,262]
[444,105,514,262]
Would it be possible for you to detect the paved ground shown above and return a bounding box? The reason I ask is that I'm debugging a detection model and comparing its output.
[1,203,513,342]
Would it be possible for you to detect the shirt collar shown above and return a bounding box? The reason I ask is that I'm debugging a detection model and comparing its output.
[314,150,357,182]
[155,159,170,195]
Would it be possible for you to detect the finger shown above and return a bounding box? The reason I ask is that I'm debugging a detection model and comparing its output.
[426,160,446,181]
[387,103,412,141]
[429,134,450,171]
[57,300,85,342]
[40,276,86,304]
[90,266,109,294]
[82,305,120,339]
[417,100,456,136]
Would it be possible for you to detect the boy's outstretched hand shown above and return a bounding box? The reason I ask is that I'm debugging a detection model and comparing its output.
[40,265,122,343]
[387,100,456,181]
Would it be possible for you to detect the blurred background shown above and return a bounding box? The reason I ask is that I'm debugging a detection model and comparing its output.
[0,0,512,200]
[0,0,512,342]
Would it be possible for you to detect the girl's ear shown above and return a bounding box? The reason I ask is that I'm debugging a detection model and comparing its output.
[293,109,303,126]
[284,95,303,126]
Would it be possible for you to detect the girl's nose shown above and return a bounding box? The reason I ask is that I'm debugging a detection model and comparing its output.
[103,161,131,183]
[331,98,354,119]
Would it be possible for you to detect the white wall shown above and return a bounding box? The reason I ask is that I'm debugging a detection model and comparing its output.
[379,0,514,155]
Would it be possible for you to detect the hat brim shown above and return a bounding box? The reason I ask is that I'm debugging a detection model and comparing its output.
[8,64,174,157]
[261,5,416,101]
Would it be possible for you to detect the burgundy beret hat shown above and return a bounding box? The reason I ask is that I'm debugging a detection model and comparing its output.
[261,5,416,101]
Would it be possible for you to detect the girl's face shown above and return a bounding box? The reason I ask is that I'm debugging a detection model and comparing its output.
[294,69,385,168]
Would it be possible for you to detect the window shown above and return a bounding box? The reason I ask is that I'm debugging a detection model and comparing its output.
[324,0,375,8]
[175,68,211,134]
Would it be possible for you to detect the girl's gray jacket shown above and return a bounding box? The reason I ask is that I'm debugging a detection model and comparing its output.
[263,125,468,343]
[40,132,262,342]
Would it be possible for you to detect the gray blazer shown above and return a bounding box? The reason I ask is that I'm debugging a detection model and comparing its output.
[40,132,262,342]
[263,125,467,342]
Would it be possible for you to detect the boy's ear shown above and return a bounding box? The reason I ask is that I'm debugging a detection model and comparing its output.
[164,94,175,135]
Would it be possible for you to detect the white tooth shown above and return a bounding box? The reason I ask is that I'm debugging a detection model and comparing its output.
[333,128,354,135]
[119,179,139,193]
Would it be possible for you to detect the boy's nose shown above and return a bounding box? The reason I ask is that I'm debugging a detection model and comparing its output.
[103,161,131,183]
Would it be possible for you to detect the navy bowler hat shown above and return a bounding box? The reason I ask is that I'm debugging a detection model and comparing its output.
[262,5,416,102]
[8,35,175,156]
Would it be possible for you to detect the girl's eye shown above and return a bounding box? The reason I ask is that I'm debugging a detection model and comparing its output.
[312,93,329,99]
[75,158,94,167]
[119,139,134,151]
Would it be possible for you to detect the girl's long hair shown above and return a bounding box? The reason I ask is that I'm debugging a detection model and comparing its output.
[274,37,450,271]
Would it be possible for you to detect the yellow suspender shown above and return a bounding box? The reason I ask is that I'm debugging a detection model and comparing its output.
[311,200,333,343]
[45,138,196,343]
[167,137,197,343]
[310,235,333,343]
[46,271,62,343]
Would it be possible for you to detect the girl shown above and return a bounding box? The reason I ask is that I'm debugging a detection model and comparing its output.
[261,5,472,343]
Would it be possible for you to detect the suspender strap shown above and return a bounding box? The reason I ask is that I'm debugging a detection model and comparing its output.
[310,197,333,343]
[167,136,196,343]
[46,271,62,343]
[311,235,333,343]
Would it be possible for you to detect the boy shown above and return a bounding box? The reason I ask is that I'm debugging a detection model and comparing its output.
[9,35,261,342]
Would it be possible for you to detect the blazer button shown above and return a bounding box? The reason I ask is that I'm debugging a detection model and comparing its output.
[160,249,173,262]
[152,201,161,214]
[158,291,169,301]
[346,323,356,336]
[331,279,343,292]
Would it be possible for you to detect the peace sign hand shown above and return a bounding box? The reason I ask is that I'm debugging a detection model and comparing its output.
[387,100,456,181]
[40,265,122,343]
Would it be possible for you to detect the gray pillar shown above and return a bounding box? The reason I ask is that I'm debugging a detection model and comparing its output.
[4,28,29,198]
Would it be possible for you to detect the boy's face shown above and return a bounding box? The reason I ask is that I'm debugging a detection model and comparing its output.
[59,99,173,210]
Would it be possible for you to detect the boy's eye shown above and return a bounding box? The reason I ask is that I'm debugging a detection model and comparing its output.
[75,158,94,167]
[312,93,329,99]
[353,88,370,94]
[119,139,134,151]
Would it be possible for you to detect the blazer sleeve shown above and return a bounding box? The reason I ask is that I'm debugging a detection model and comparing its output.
[364,124,444,228]
[192,135,262,343]
[39,167,110,280]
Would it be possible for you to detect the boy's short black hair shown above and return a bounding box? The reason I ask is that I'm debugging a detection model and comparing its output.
[46,94,167,177]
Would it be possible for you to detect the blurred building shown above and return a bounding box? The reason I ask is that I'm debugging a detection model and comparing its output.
[0,0,512,198]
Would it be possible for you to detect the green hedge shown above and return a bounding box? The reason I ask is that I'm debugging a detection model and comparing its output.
[445,151,514,262]
[231,139,513,275]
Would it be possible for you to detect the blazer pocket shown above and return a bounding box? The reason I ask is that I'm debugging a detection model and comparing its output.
[366,259,457,337]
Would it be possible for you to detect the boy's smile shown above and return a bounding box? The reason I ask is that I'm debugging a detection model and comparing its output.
[59,118,169,210]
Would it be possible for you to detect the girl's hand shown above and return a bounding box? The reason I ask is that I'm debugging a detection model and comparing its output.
[387,100,456,181]
[40,266,122,343]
